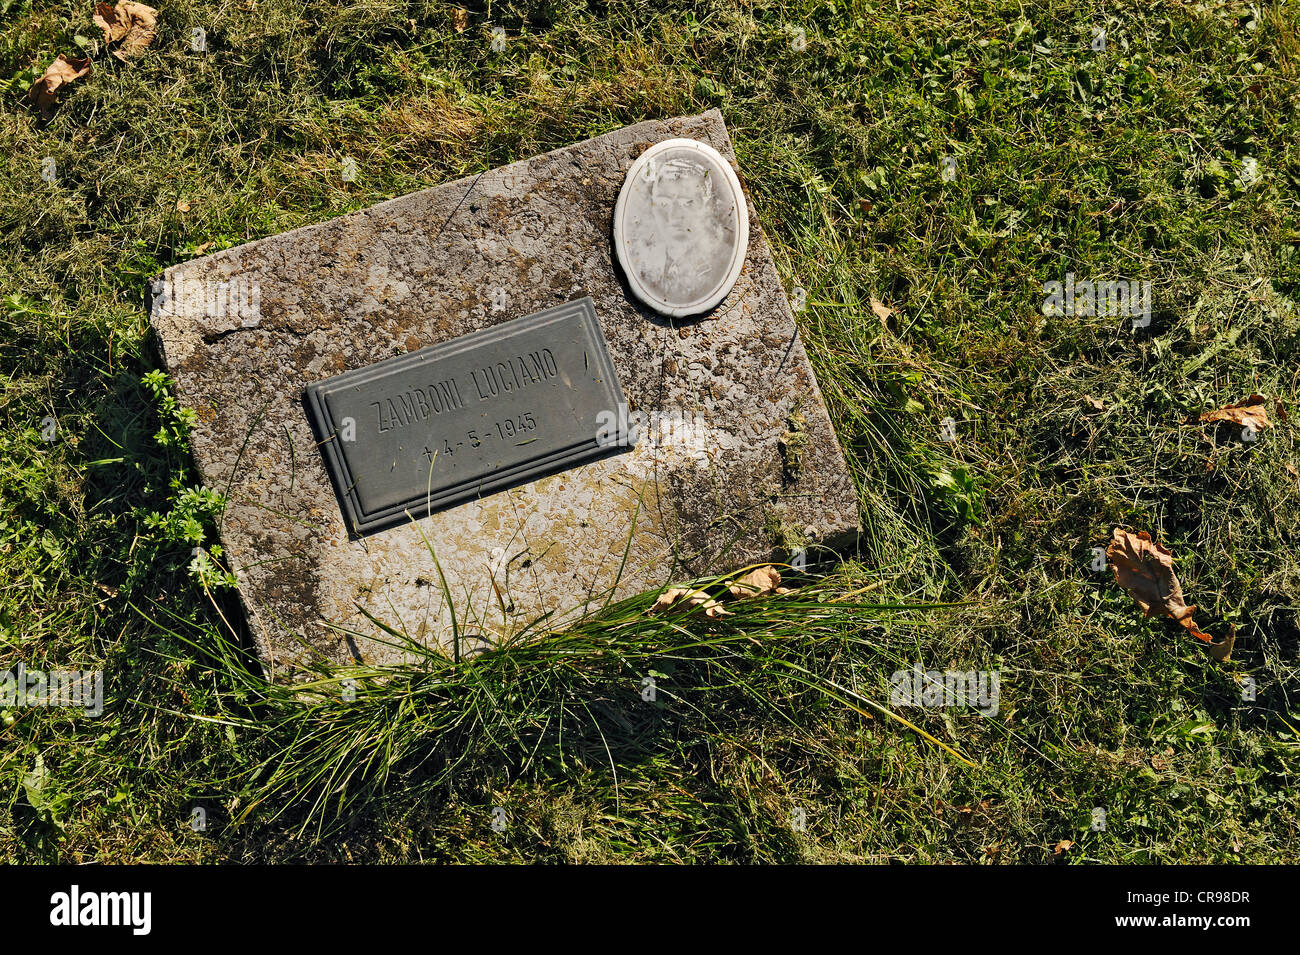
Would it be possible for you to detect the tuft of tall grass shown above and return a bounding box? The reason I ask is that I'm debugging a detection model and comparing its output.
[142,566,973,839]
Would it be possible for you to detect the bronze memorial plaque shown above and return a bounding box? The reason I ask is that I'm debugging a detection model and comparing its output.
[304,297,631,536]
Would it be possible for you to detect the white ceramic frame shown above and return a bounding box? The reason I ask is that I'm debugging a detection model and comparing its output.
[612,138,750,318]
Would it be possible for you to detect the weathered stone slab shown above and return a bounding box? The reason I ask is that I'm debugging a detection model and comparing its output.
[149,109,859,676]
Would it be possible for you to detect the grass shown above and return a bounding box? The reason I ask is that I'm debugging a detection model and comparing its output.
[1,0,1299,862]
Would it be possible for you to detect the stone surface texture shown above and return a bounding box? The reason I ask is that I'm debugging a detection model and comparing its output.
[149,110,859,676]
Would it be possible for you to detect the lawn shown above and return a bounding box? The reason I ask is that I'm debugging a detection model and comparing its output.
[1,0,1298,863]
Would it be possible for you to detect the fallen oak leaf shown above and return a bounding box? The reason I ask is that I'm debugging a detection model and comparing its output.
[1207,625,1235,663]
[1196,394,1273,433]
[1051,839,1073,860]
[1105,528,1212,643]
[93,2,130,42]
[117,1,158,57]
[648,587,732,618]
[725,565,794,599]
[870,298,893,325]
[27,55,91,119]
[93,2,158,60]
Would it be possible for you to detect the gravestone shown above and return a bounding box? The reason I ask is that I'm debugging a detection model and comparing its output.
[148,109,859,677]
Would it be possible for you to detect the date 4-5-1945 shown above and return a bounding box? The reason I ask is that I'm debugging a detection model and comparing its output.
[424,412,539,460]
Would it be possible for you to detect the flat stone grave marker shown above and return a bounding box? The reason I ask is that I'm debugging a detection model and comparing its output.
[148,109,859,676]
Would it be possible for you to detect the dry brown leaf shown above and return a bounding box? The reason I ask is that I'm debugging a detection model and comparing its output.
[1084,395,1106,412]
[649,587,732,618]
[118,2,158,56]
[1197,394,1273,433]
[1105,528,1212,643]
[176,200,191,212]
[94,2,158,59]
[192,241,214,256]
[1207,625,1235,663]
[725,565,793,599]
[1052,839,1073,859]
[451,7,469,31]
[27,55,91,118]
[870,298,893,325]
[93,2,129,42]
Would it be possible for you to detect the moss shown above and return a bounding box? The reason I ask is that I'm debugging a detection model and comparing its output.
[779,408,807,484]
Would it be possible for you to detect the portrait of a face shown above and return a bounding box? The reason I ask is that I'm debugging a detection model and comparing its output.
[613,139,749,317]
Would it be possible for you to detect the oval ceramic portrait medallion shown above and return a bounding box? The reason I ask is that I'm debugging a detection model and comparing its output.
[613,138,749,318]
